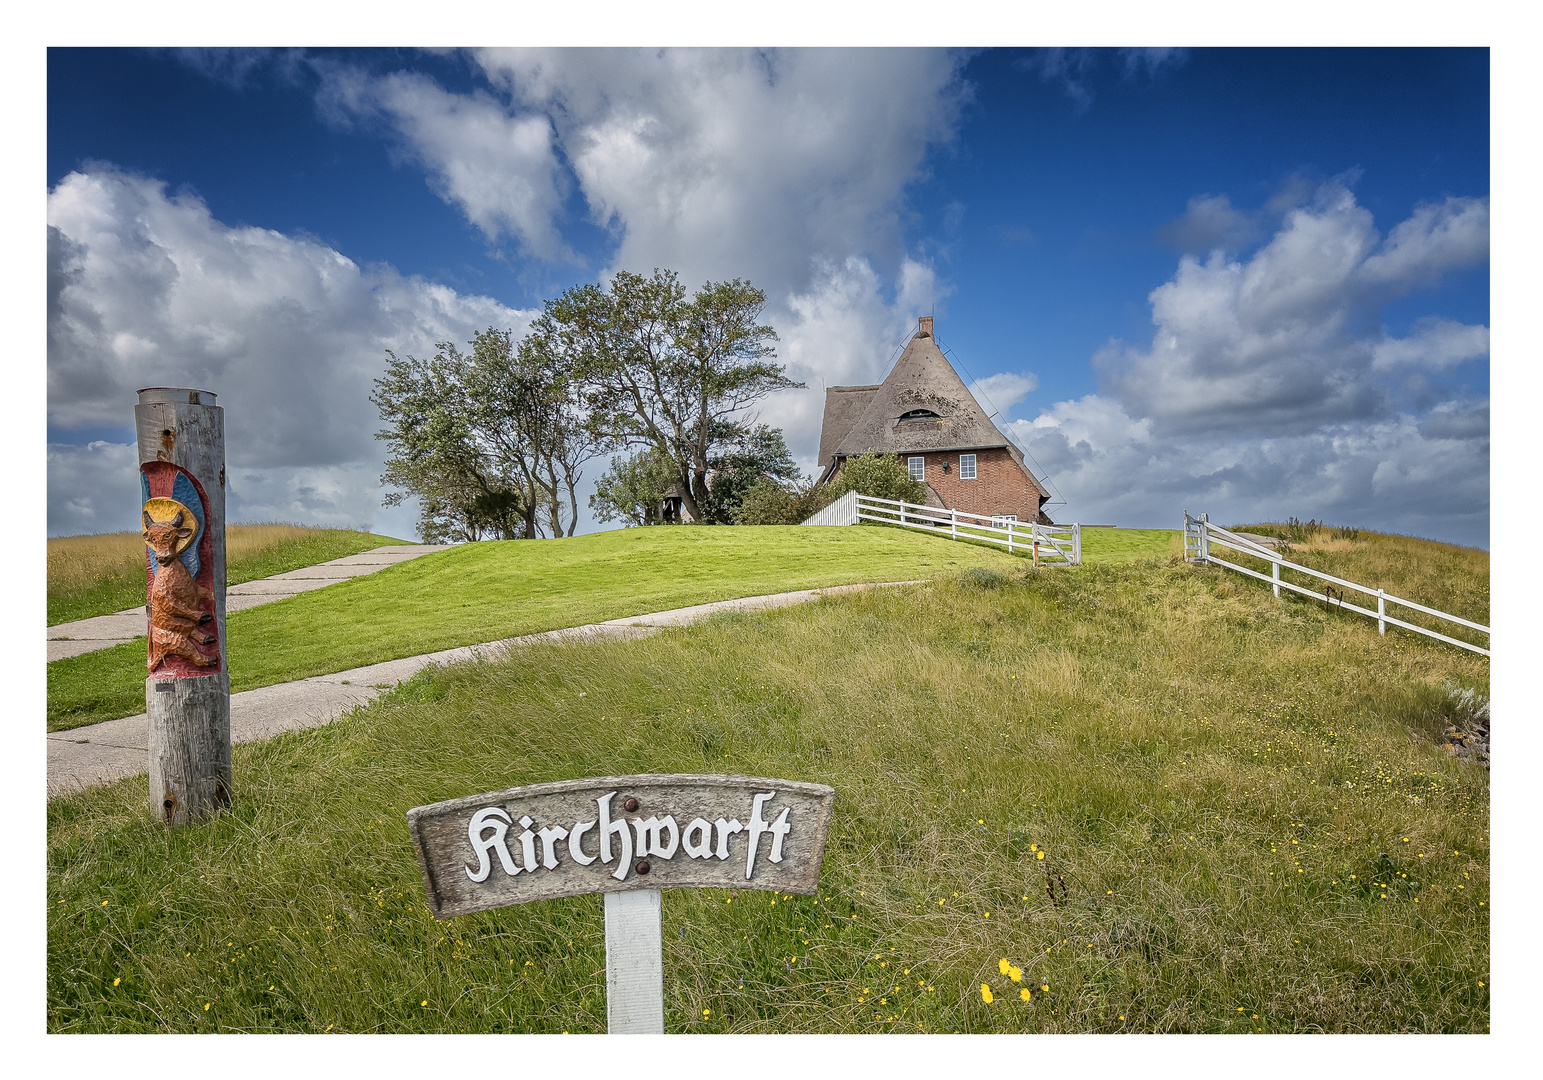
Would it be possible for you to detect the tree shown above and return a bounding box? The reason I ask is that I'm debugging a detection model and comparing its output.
[527,269,802,522]
[731,475,837,525]
[827,451,928,505]
[372,346,535,542]
[589,447,678,527]
[372,328,602,541]
[699,424,802,524]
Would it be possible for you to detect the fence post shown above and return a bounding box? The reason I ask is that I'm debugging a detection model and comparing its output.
[899,499,906,527]
[1377,588,1386,635]
[1199,513,1210,563]
[1073,523,1082,566]
[951,508,957,539]
[1007,520,1014,554]
[1272,559,1280,598]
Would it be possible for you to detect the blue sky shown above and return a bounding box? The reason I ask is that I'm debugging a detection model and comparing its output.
[47,47,1490,544]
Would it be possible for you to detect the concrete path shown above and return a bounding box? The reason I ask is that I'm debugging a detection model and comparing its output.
[46,580,923,798]
[46,545,454,661]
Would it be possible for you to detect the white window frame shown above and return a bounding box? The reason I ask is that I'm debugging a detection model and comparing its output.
[959,453,977,480]
[907,456,926,481]
[992,514,1018,526]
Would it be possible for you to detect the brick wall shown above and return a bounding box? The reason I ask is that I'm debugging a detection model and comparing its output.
[836,447,1044,521]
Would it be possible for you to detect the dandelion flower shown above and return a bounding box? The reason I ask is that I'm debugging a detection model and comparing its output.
[1020,989,1032,1001]
[1037,852,1045,861]
[980,984,994,1003]
[1008,965,1023,982]
[204,1004,210,1011]
[113,978,121,987]
[421,1000,428,1007]
[1042,985,1049,992]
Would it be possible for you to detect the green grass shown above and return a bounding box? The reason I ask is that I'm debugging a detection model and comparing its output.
[1077,527,1177,563]
[46,548,1489,1033]
[1218,525,1488,649]
[47,526,1025,731]
[48,525,406,626]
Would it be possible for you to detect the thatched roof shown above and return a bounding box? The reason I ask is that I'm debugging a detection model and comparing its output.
[818,319,1044,494]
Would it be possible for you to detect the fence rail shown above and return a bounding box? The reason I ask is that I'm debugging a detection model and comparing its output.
[804,492,1081,565]
[1183,511,1489,657]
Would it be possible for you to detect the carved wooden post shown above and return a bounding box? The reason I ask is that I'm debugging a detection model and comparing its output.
[136,387,230,825]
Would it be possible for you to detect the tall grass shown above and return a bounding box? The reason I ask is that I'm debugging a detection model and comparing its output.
[47,523,406,626]
[47,555,1488,1033]
[1222,524,1488,644]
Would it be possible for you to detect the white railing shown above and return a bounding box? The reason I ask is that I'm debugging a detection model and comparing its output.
[1183,511,1489,657]
[804,491,1080,565]
[801,489,859,528]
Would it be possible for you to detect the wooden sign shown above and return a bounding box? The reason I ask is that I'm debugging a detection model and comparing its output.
[408,774,836,919]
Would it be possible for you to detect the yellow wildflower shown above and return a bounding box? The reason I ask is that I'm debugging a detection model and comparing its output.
[980,984,994,1003]
[1020,989,1032,1001]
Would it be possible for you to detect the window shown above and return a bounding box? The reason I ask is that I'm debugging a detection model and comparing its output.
[899,409,942,422]
[959,454,977,480]
[992,514,1018,526]
[908,456,926,481]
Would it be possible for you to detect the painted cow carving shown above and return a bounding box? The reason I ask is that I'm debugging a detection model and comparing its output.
[143,508,217,671]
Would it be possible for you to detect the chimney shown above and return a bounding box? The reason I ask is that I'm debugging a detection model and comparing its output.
[918,315,933,338]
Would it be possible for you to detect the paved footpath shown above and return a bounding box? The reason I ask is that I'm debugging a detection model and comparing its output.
[46,580,922,798]
[46,545,454,661]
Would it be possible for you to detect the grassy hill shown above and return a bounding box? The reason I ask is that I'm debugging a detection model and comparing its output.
[48,525,1065,731]
[47,526,1487,1032]
[48,523,408,626]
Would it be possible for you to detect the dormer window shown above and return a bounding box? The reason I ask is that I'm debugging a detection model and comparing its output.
[898,409,942,422]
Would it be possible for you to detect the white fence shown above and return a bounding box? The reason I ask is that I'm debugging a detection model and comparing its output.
[804,491,1081,565]
[1183,511,1489,657]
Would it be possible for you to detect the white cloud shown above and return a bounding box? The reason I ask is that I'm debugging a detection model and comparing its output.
[967,372,1040,417]
[1373,317,1489,372]
[322,49,967,305]
[47,167,532,537]
[317,68,573,262]
[1007,393,1488,545]
[1097,183,1489,435]
[1004,182,1489,546]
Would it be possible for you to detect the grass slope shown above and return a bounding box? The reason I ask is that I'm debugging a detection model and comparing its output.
[47,551,1489,1033]
[47,526,1031,731]
[48,525,406,626]
[1228,524,1488,635]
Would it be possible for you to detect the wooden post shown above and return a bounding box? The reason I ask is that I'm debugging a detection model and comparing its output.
[951,508,958,539]
[1272,559,1281,598]
[136,387,230,826]
[604,889,664,1033]
[1377,588,1386,635]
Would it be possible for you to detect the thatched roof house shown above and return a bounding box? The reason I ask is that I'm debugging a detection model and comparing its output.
[817,316,1053,524]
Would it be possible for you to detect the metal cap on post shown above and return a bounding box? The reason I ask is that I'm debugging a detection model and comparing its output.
[135,387,230,825]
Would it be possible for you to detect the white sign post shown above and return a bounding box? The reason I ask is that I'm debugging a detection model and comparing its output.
[408,773,836,1033]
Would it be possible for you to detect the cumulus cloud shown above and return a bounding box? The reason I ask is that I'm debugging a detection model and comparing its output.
[47,167,531,536]
[322,48,967,304]
[317,68,574,262]
[1010,182,1489,545]
[1372,317,1489,372]
[1095,183,1488,436]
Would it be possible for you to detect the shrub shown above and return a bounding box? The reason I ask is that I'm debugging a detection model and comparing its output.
[827,451,928,505]
[732,477,837,525]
